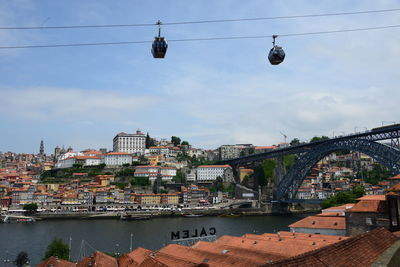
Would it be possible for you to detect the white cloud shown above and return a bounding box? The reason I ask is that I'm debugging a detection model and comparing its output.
[0,87,163,122]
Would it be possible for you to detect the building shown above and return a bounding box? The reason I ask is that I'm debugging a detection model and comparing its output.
[113,130,146,155]
[103,152,132,166]
[134,166,177,181]
[345,194,389,236]
[289,214,346,236]
[196,165,232,182]
[218,145,241,160]
[181,184,209,204]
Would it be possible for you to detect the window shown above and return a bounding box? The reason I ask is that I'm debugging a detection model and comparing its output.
[366,217,373,226]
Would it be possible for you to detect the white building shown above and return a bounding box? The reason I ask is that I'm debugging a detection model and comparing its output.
[56,156,102,169]
[186,172,196,182]
[196,165,232,181]
[134,166,177,181]
[113,130,146,155]
[104,152,132,166]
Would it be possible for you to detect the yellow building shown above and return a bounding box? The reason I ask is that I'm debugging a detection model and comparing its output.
[161,194,179,205]
[147,156,160,166]
[138,194,161,205]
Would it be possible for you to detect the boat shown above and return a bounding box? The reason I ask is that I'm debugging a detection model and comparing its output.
[1,215,35,223]
[120,214,151,221]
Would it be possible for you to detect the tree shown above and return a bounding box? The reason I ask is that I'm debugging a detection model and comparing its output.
[145,132,155,148]
[171,136,181,146]
[310,136,330,143]
[172,169,186,184]
[290,138,301,146]
[43,238,69,261]
[23,203,38,213]
[181,141,189,146]
[14,251,29,267]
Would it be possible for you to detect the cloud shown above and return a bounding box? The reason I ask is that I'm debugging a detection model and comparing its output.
[0,87,163,123]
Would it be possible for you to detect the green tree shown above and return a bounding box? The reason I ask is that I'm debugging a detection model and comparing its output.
[262,159,276,184]
[290,138,301,146]
[171,136,181,146]
[181,141,189,146]
[310,136,330,143]
[172,169,186,184]
[23,203,38,213]
[320,185,366,209]
[145,132,156,148]
[43,238,69,261]
[14,251,29,267]
[130,176,150,186]
[283,155,296,171]
[359,164,392,185]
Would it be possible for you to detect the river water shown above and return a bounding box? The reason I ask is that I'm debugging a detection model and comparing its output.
[0,214,307,265]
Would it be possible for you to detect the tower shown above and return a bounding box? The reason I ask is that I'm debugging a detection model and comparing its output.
[40,140,44,155]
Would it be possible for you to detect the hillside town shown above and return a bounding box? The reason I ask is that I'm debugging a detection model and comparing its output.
[0,130,397,213]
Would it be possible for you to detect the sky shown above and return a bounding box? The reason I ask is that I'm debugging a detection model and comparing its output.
[0,0,399,154]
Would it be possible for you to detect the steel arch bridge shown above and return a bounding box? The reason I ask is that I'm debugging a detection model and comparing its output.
[221,124,400,202]
[276,138,400,201]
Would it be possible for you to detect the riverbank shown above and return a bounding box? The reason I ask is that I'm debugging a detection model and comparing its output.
[30,207,277,220]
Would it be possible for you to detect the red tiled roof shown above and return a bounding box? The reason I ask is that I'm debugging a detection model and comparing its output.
[289,216,346,230]
[36,256,76,267]
[388,174,400,180]
[264,228,399,267]
[197,165,231,168]
[349,199,386,213]
[356,195,386,201]
[76,251,118,267]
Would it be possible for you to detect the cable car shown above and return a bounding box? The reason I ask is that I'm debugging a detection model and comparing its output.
[152,20,168,58]
[268,35,285,65]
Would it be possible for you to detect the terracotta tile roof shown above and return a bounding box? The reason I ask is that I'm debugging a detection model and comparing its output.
[125,247,152,265]
[263,228,399,267]
[107,152,130,155]
[158,243,261,266]
[197,165,231,168]
[215,235,328,257]
[140,251,200,267]
[192,240,286,262]
[387,183,400,192]
[349,199,386,213]
[76,251,118,267]
[356,194,386,201]
[36,256,76,267]
[288,216,346,230]
[388,174,400,180]
[322,203,354,212]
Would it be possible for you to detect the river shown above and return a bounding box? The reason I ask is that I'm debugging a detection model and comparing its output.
[0,214,308,265]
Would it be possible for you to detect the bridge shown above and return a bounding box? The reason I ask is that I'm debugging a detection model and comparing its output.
[221,124,400,203]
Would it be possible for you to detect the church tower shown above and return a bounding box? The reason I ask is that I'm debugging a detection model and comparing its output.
[40,139,45,155]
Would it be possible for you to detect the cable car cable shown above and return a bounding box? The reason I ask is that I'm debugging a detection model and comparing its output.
[0,8,399,30]
[0,24,399,49]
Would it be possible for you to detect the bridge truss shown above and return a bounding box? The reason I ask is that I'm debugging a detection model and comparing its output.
[222,124,400,202]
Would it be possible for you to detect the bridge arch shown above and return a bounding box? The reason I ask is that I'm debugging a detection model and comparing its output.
[276,139,400,201]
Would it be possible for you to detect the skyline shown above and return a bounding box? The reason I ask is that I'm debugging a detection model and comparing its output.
[1,0,400,154]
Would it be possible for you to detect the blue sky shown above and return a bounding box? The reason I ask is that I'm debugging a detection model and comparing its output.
[0,0,399,154]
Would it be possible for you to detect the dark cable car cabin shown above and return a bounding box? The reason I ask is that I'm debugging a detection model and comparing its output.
[268,35,285,65]
[152,20,168,58]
